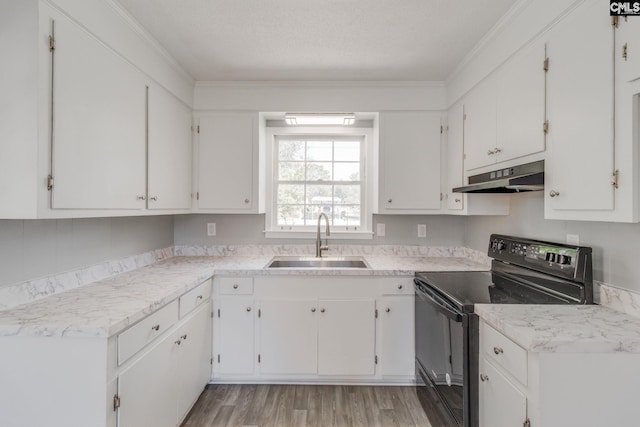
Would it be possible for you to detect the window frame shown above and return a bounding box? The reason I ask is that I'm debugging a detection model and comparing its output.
[264,126,375,239]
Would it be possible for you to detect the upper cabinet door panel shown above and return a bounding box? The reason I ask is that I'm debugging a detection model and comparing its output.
[51,16,146,210]
[545,0,614,212]
[446,103,464,211]
[147,86,192,210]
[197,114,256,211]
[463,75,497,171]
[496,39,546,163]
[618,16,640,83]
[380,111,441,212]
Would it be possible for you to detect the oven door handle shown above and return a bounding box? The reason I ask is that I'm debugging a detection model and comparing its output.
[414,279,463,322]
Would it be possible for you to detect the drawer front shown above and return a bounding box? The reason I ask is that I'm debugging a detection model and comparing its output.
[482,322,527,385]
[118,300,179,365]
[379,278,414,295]
[179,279,212,318]
[218,277,253,295]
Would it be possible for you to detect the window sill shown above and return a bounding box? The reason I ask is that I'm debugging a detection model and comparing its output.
[264,230,374,240]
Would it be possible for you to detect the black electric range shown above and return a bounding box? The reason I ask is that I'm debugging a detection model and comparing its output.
[413,234,593,427]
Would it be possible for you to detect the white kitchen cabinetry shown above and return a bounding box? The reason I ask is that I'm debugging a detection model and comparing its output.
[318,299,376,376]
[544,0,615,215]
[196,113,259,212]
[378,295,414,376]
[216,296,255,375]
[479,358,527,427]
[147,85,193,211]
[51,11,147,210]
[378,111,442,213]
[463,75,498,171]
[258,298,318,375]
[616,16,640,83]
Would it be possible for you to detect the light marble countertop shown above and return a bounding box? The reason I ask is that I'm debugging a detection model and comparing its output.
[475,304,640,353]
[0,254,489,339]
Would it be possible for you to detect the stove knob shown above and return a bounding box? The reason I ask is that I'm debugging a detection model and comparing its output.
[497,240,506,251]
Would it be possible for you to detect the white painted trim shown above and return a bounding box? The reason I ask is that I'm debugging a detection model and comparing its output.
[264,231,374,240]
[195,80,445,88]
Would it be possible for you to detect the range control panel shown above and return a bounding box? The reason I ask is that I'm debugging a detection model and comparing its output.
[488,234,591,282]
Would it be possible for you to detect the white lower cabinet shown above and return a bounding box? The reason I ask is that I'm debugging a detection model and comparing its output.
[213,276,414,383]
[479,358,527,427]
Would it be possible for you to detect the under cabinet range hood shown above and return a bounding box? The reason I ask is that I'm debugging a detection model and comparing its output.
[452,160,544,193]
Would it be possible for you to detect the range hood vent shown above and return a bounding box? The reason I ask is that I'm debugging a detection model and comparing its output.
[452,160,544,194]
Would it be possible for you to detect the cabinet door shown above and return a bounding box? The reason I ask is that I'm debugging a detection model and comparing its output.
[258,299,318,375]
[464,75,497,171]
[217,297,255,375]
[147,85,192,210]
[479,359,527,427]
[51,15,146,209]
[545,0,614,212]
[446,103,464,210]
[379,296,414,376]
[118,331,179,427]
[197,114,256,211]
[379,112,441,212]
[177,302,212,422]
[617,16,640,83]
[496,39,546,163]
[318,299,375,376]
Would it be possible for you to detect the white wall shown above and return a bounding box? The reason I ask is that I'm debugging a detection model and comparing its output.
[0,216,174,288]
[174,214,466,247]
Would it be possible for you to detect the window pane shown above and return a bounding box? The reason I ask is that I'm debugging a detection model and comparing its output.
[334,185,360,205]
[278,162,305,181]
[306,184,332,205]
[306,141,332,161]
[306,204,332,224]
[279,140,305,161]
[334,162,360,181]
[333,205,361,226]
[334,141,360,161]
[277,205,305,225]
[278,184,305,204]
[306,162,332,181]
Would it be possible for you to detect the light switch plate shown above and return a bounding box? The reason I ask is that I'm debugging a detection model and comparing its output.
[207,223,217,236]
[418,224,427,238]
[376,223,386,237]
[566,234,579,245]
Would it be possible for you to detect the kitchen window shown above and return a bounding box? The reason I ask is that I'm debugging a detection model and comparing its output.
[264,127,374,239]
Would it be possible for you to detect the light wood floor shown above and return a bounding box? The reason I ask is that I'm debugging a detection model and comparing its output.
[180,384,445,427]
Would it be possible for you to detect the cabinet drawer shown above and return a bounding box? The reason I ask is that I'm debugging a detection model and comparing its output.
[379,278,414,295]
[482,322,527,385]
[118,300,179,365]
[179,279,212,318]
[218,277,253,295]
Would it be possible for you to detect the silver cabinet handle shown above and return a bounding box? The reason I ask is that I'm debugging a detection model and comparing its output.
[233,284,239,289]
[493,347,504,355]
[480,374,489,382]
[549,190,560,198]
[175,339,182,345]
[151,324,160,331]
[385,308,391,313]
[150,196,158,201]
[487,149,495,155]
[244,198,250,204]
[246,307,252,312]
[320,308,325,313]
[137,195,146,200]
[494,148,502,154]
[197,295,203,300]
[398,284,403,290]
[311,308,316,313]
[387,198,393,203]
[455,198,461,203]
[181,334,188,341]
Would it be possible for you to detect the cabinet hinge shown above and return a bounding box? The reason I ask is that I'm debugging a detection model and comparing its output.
[217,354,220,363]
[440,125,443,134]
[258,354,261,363]
[612,16,620,28]
[191,125,200,134]
[113,394,120,411]
[612,169,620,189]
[623,43,628,61]
[211,311,214,318]
[375,355,378,364]
[210,357,213,365]
[47,175,54,191]
[197,192,200,201]
[543,120,549,135]
[543,57,549,72]
[523,418,531,427]
[375,309,378,319]
[258,309,261,318]
[49,35,56,52]
[440,192,443,201]
[217,308,220,318]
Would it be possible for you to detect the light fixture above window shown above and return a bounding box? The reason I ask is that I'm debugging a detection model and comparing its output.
[284,113,356,126]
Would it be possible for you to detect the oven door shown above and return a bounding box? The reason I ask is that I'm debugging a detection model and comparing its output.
[415,278,471,427]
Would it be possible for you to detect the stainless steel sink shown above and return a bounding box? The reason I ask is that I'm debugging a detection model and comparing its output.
[266,256,369,269]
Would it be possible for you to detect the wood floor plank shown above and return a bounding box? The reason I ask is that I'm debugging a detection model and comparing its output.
[348,387,368,427]
[209,405,235,427]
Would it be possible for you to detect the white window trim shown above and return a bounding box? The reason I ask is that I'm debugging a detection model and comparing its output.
[264,126,375,239]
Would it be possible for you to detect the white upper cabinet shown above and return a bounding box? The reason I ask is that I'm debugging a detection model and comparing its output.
[616,16,640,83]
[196,113,258,212]
[51,13,147,210]
[378,111,442,213]
[545,0,615,215]
[147,85,193,210]
[463,75,498,171]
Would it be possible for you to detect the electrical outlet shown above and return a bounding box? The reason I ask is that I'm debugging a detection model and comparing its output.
[376,223,386,237]
[566,234,579,245]
[207,223,217,236]
[418,224,427,238]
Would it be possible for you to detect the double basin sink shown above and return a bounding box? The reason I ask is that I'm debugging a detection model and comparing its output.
[266,256,369,269]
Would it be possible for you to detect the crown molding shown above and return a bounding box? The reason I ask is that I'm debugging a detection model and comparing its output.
[195,80,445,88]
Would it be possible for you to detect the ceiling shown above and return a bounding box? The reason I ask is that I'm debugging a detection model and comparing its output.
[116,0,519,82]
